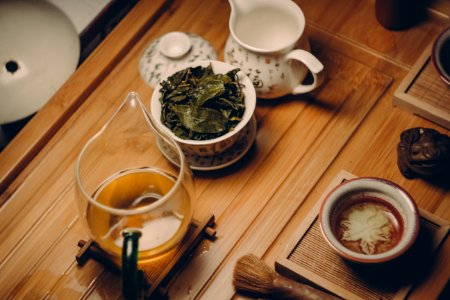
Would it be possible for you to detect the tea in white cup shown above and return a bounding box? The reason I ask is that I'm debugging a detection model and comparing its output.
[319,177,420,264]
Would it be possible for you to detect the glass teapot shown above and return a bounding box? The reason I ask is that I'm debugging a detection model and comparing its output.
[75,92,194,298]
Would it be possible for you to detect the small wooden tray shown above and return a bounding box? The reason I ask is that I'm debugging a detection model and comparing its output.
[76,215,216,298]
[393,43,450,129]
[275,171,449,300]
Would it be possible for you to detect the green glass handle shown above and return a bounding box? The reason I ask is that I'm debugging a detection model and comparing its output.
[122,229,143,300]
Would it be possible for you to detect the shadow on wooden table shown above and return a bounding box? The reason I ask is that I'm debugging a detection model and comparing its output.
[422,174,450,190]
[193,142,258,180]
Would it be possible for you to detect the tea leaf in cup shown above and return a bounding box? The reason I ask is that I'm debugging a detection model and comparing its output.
[159,64,245,140]
[172,105,227,133]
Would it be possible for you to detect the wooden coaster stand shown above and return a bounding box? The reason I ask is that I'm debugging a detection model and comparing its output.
[393,42,450,129]
[76,215,216,298]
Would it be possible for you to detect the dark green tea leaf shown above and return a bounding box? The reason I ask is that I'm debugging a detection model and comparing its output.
[172,105,227,133]
[159,63,245,140]
[193,78,226,107]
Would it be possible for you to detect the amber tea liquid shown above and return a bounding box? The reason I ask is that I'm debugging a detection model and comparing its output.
[86,168,192,262]
[332,196,404,255]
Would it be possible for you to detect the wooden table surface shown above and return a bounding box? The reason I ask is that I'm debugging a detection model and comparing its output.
[0,0,449,299]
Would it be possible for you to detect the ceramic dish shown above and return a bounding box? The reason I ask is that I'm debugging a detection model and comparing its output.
[0,0,80,124]
[319,177,420,264]
[432,27,450,85]
[157,115,256,171]
[139,32,217,88]
[150,60,257,157]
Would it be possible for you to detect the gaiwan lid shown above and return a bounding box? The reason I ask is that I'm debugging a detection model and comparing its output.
[139,32,217,89]
[0,0,80,124]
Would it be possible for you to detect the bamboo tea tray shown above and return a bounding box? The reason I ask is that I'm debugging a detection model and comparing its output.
[393,43,450,129]
[275,170,449,300]
[76,215,216,298]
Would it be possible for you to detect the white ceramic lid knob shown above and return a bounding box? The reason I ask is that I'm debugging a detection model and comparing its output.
[159,32,192,59]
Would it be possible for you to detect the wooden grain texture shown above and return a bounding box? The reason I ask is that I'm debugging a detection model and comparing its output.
[275,171,449,300]
[244,0,450,298]
[298,0,448,67]
[176,51,391,300]
[0,0,449,299]
[394,43,450,129]
[429,0,450,18]
[0,0,170,196]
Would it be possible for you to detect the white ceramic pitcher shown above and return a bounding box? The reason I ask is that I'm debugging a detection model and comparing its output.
[225,0,324,99]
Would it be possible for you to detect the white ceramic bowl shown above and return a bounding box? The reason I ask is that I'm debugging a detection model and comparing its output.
[432,27,450,85]
[150,60,256,156]
[319,177,420,264]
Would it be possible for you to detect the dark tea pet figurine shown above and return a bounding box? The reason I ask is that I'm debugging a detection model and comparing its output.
[397,127,450,178]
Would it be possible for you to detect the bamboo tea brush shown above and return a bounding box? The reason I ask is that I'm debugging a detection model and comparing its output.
[233,254,340,300]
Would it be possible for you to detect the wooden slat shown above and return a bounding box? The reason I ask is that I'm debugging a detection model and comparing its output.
[274,172,449,300]
[179,53,391,299]
[8,219,86,299]
[234,0,450,298]
[0,0,170,196]
[0,0,228,296]
[262,13,450,300]
[0,0,449,299]
[0,79,167,297]
[0,2,170,298]
[299,0,448,67]
[393,43,450,129]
